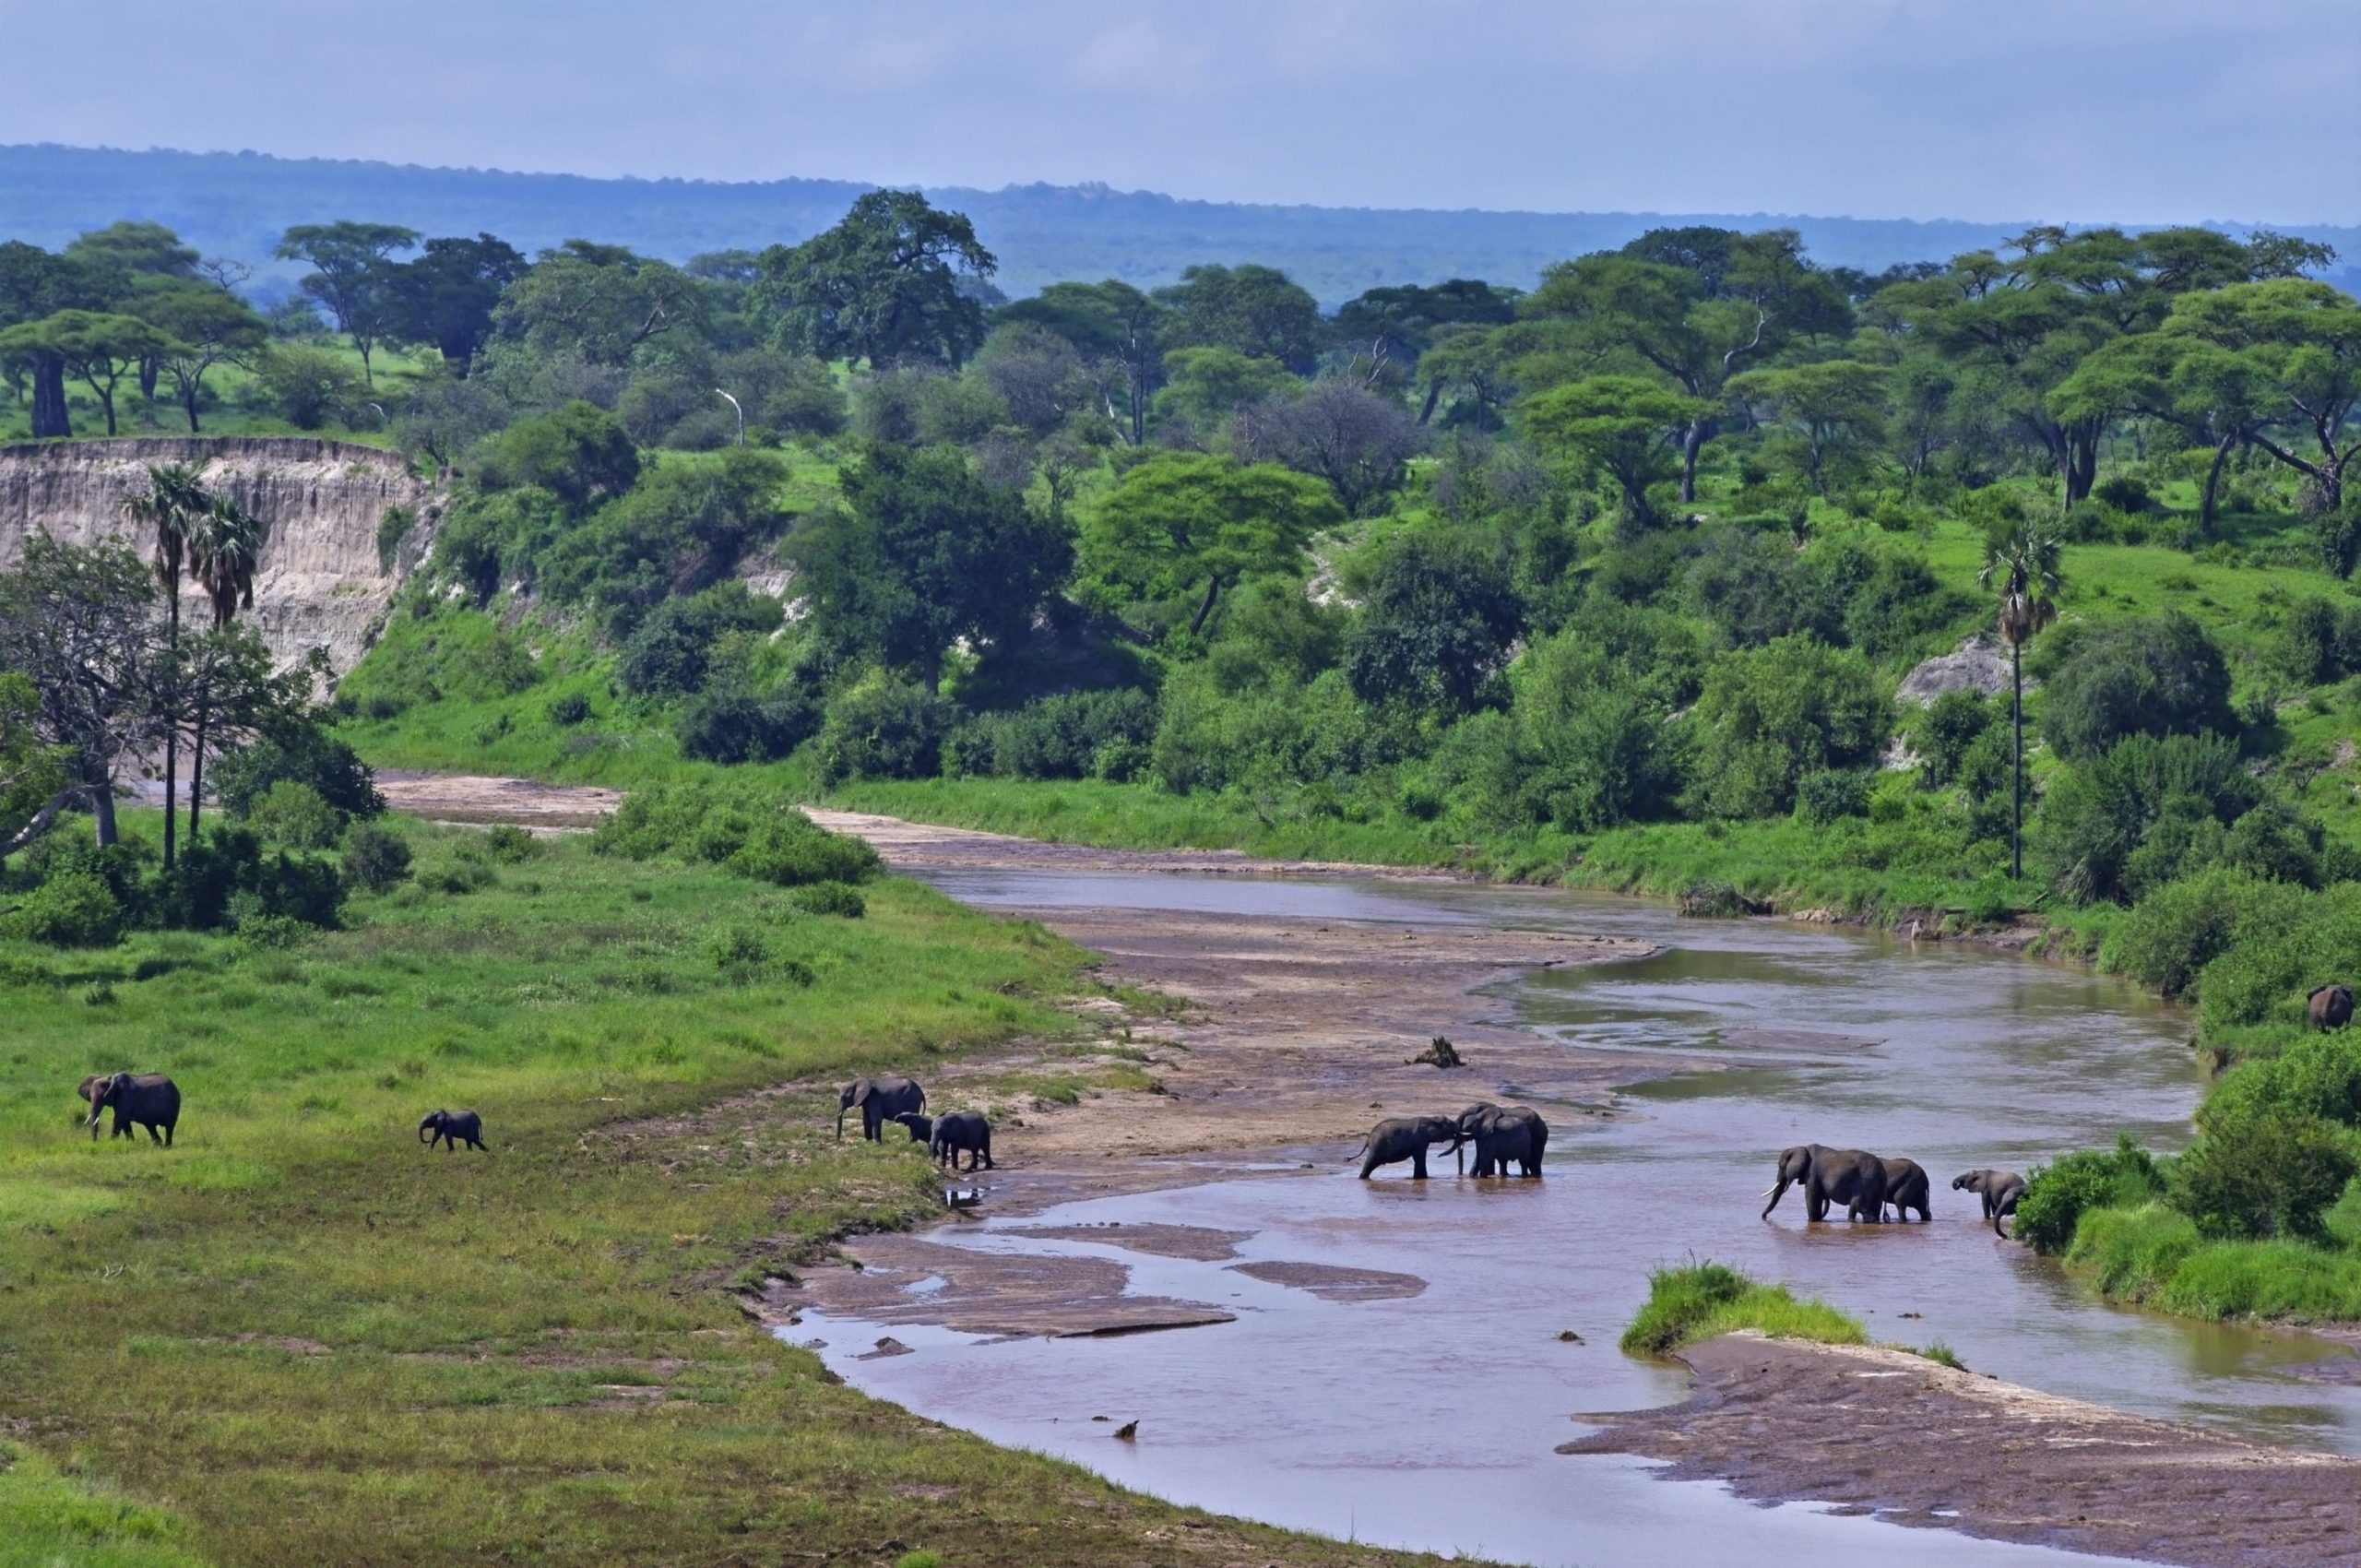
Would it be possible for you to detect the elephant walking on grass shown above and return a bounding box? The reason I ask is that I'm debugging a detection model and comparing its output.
[893,1111,934,1145]
[2309,984,2354,1031]
[1456,1103,1548,1178]
[931,1111,993,1171]
[837,1076,925,1142]
[419,1110,487,1151]
[1954,1169,2026,1235]
[1356,1115,1463,1180]
[1762,1144,1886,1223]
[85,1074,179,1146]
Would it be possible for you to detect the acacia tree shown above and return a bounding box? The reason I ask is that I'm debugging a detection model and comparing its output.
[1726,360,1889,498]
[755,192,997,369]
[386,232,528,374]
[1079,453,1341,636]
[135,284,267,433]
[1978,509,2063,880]
[1521,374,1708,529]
[275,221,419,385]
[0,310,181,435]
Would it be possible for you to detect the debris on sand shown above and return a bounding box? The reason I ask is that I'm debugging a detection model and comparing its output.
[1406,1036,1465,1068]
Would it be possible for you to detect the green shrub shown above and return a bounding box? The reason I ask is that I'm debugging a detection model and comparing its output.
[2099,868,2274,997]
[481,825,540,863]
[2038,612,2236,764]
[547,692,591,727]
[675,685,820,765]
[246,780,341,850]
[1688,635,1889,818]
[706,927,771,970]
[789,882,866,919]
[2013,1136,2167,1254]
[727,817,881,888]
[2203,1030,2361,1130]
[945,689,1158,781]
[339,822,414,894]
[2036,732,2261,903]
[813,674,951,784]
[1619,1262,1865,1356]
[593,781,882,888]
[7,870,125,948]
[213,725,383,820]
[2171,1107,2355,1241]
[1793,768,1870,827]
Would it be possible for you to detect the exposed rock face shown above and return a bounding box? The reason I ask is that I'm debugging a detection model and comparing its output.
[0,437,440,675]
[1896,631,2016,706]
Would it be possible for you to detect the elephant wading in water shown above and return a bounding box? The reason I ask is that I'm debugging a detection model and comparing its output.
[86,1073,179,1146]
[1456,1103,1548,1178]
[1762,1144,1886,1223]
[837,1075,925,1142]
[1954,1169,2027,1235]
[1356,1115,1463,1180]
[1866,1157,1930,1222]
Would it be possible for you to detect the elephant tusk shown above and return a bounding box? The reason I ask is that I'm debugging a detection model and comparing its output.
[1761,1184,1780,1197]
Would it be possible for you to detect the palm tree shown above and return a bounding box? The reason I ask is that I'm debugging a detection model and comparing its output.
[184,493,267,843]
[1978,512,2063,881]
[120,463,208,870]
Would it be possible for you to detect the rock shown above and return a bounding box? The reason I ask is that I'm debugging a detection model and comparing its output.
[1406,1036,1465,1069]
[1896,632,2015,707]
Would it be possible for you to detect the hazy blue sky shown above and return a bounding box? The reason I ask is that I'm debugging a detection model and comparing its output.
[2,0,2352,221]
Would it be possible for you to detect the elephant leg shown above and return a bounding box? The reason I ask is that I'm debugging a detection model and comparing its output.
[146,1123,162,1146]
[1411,1149,1429,1179]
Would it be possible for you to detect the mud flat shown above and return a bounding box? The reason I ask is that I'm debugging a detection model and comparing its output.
[1563,1332,2361,1568]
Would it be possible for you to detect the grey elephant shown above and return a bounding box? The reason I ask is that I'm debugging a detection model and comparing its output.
[418,1109,487,1151]
[931,1110,993,1171]
[1456,1103,1548,1178]
[1762,1144,1885,1222]
[1953,1169,2026,1235]
[77,1074,129,1139]
[1356,1115,1463,1180]
[2309,983,2354,1031]
[1866,1156,1930,1222]
[893,1111,934,1145]
[86,1073,179,1146]
[836,1075,925,1141]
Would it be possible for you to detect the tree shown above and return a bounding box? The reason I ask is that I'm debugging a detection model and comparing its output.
[1080,452,1341,636]
[0,671,74,858]
[1151,347,1297,435]
[755,191,997,369]
[1977,509,2062,878]
[1231,378,1423,515]
[793,445,1071,678]
[275,221,419,386]
[134,283,268,433]
[2039,612,2235,764]
[64,220,198,281]
[0,310,181,435]
[1343,535,1523,714]
[0,536,166,847]
[995,279,1168,443]
[1726,360,1888,497]
[184,495,268,843]
[119,463,209,868]
[489,240,703,368]
[483,400,640,509]
[2154,280,2361,517]
[1521,374,1709,529]
[1688,635,1890,818]
[386,232,528,374]
[1155,264,1321,372]
[1413,324,1516,429]
[1332,279,1520,373]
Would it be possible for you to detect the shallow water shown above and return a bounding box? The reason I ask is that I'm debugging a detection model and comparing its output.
[789,869,2361,1567]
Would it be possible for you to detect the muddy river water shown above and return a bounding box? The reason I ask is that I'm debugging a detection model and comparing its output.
[788,870,2361,1567]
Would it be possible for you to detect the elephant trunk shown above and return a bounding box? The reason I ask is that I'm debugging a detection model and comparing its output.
[836,1104,848,1141]
[418,1118,435,1144]
[87,1105,102,1141]
[1761,1178,1792,1218]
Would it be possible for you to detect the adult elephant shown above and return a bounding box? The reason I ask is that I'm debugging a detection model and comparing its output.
[2308,983,2354,1031]
[1867,1156,1930,1222]
[1456,1103,1548,1178]
[86,1073,180,1146]
[1357,1115,1463,1180]
[836,1076,925,1142]
[1762,1144,1885,1223]
[1953,1169,2027,1236]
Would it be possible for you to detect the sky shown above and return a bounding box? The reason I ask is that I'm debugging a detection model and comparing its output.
[0,0,2353,223]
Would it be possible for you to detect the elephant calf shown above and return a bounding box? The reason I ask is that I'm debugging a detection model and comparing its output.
[419,1109,487,1151]
[893,1111,934,1145]
[84,1073,179,1146]
[1953,1169,2026,1236]
[1357,1115,1462,1180]
[931,1111,993,1172]
[1867,1157,1931,1222]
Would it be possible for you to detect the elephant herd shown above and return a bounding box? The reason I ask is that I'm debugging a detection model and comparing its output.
[836,1075,993,1172]
[1357,1102,1547,1181]
[1760,1144,2023,1235]
[74,1071,489,1155]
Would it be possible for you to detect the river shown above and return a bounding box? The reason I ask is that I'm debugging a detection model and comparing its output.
[777,867,2353,1566]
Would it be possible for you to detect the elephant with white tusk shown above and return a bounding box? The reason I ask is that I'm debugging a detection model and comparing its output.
[85,1073,180,1146]
[1762,1144,1887,1223]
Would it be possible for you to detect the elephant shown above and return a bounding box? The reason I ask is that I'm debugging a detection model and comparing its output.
[77,1074,130,1139]
[1865,1156,1930,1222]
[893,1111,934,1145]
[1356,1115,1463,1180]
[2309,983,2354,1031]
[931,1110,993,1172]
[1762,1144,1885,1223]
[85,1073,179,1146]
[418,1109,487,1152]
[1953,1169,2027,1236]
[1456,1103,1548,1178]
[837,1075,925,1142]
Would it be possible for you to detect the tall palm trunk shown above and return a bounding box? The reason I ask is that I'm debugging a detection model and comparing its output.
[160,595,179,871]
[188,681,210,846]
[2010,641,2024,882]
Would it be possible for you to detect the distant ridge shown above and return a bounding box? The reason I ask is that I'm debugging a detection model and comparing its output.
[4,143,2354,305]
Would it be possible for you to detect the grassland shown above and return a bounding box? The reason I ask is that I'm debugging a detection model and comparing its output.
[0,811,1460,1568]
[0,339,434,449]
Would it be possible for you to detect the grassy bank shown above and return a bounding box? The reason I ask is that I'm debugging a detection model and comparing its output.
[1619,1263,1866,1357]
[0,810,1459,1568]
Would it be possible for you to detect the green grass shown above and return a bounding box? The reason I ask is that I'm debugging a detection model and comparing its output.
[0,339,437,448]
[0,811,1460,1568]
[2064,1202,2361,1322]
[1619,1262,1867,1357]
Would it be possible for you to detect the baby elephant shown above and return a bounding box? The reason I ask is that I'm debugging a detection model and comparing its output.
[931,1110,993,1171]
[892,1111,934,1145]
[1953,1169,2025,1236]
[418,1109,488,1152]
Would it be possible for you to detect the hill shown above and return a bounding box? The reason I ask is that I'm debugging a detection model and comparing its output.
[6,142,2356,304]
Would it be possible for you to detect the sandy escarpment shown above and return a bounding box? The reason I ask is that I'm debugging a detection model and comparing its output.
[0,437,440,673]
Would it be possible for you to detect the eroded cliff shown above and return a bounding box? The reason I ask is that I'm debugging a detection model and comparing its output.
[0,437,439,674]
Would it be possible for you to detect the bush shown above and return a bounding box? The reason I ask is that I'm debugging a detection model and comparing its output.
[2013,1136,2167,1254]
[615,584,783,699]
[481,825,540,863]
[1619,1262,1865,1356]
[592,780,882,886]
[727,816,883,887]
[2171,1108,2355,1241]
[1688,635,1890,818]
[213,725,383,821]
[7,871,125,947]
[1793,768,1870,827]
[2100,868,2273,997]
[2039,612,2236,763]
[2094,474,2155,514]
[245,780,341,850]
[675,685,820,766]
[340,821,414,893]
[480,400,640,510]
[789,881,866,918]
[2037,732,2261,903]
[2202,1030,2361,1131]
[547,693,591,727]
[813,674,951,784]
[706,927,772,971]
[945,689,1158,781]
[1908,690,1992,790]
